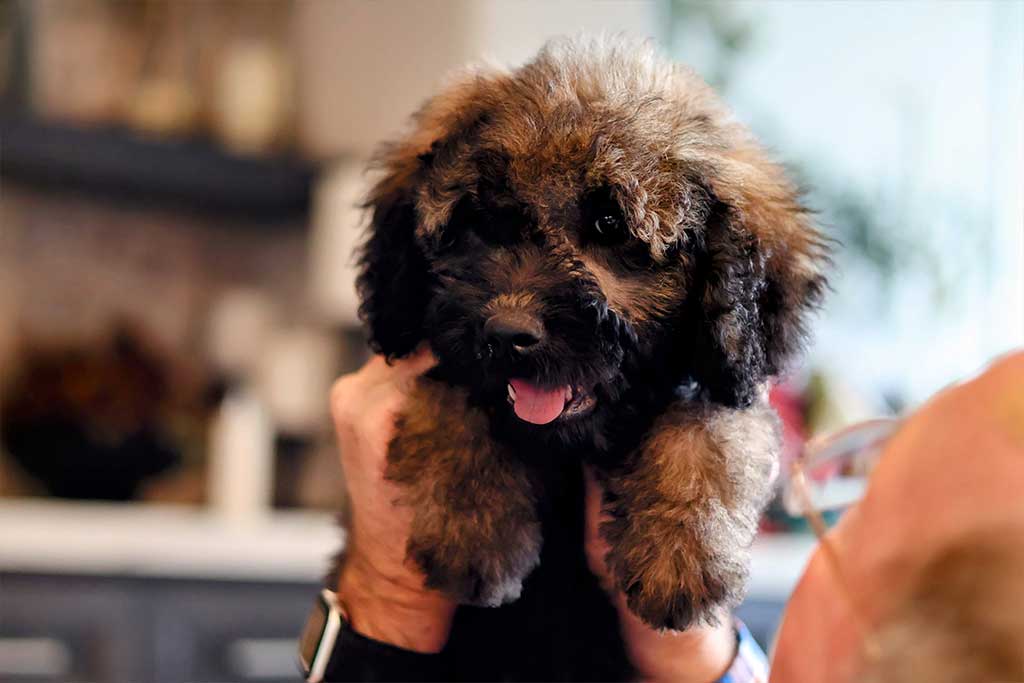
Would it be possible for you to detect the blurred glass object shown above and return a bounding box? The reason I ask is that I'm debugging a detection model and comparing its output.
[15,0,297,151]
[126,0,199,136]
[28,0,143,126]
[212,38,293,155]
[783,417,902,517]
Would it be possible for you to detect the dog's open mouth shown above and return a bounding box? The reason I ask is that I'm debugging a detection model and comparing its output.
[506,379,596,425]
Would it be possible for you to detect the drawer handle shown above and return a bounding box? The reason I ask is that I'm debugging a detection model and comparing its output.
[226,638,301,679]
[0,638,72,677]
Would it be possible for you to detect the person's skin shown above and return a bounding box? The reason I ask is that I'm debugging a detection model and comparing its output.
[771,351,1024,682]
[330,347,736,680]
[331,350,456,653]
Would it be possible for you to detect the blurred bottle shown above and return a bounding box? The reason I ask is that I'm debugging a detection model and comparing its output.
[211,38,293,155]
[29,0,142,126]
[207,386,273,523]
[256,325,338,508]
[204,289,278,520]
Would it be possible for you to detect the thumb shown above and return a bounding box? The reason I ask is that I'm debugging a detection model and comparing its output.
[394,344,438,379]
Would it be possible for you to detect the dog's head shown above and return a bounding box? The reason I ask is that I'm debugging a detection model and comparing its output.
[357,38,828,446]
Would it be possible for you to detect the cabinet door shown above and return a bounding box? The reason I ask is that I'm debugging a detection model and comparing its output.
[152,579,317,683]
[0,573,153,682]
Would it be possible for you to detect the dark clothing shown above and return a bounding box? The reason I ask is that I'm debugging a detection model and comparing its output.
[326,458,634,681]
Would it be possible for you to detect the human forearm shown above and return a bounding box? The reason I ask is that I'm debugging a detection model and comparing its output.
[336,551,456,654]
[330,352,458,655]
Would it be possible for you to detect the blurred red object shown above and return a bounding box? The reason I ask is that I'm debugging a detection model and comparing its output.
[760,381,808,533]
[770,381,807,469]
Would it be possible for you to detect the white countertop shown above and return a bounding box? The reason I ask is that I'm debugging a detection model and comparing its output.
[0,499,815,598]
[0,499,342,583]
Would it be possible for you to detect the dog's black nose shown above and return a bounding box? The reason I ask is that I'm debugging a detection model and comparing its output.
[484,312,544,355]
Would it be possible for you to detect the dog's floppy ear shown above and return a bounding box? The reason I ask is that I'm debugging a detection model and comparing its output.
[690,153,829,408]
[356,69,502,358]
[356,180,432,359]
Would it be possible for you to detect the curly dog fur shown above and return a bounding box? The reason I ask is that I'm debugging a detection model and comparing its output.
[350,35,828,648]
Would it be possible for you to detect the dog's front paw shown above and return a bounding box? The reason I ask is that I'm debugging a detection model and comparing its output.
[408,524,541,607]
[597,400,779,629]
[405,528,540,606]
[385,378,545,607]
[624,577,701,631]
[601,511,742,630]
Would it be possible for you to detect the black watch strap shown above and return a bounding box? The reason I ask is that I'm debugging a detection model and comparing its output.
[322,623,452,682]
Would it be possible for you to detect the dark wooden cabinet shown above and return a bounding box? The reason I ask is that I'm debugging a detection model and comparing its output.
[0,573,317,683]
[0,572,786,683]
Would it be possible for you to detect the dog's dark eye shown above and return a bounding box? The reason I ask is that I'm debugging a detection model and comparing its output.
[582,188,628,246]
[593,214,624,241]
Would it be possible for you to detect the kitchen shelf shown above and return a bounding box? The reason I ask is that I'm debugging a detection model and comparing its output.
[0,499,340,583]
[0,115,318,222]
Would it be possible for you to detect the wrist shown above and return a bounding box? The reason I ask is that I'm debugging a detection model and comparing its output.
[336,552,456,654]
[617,599,737,683]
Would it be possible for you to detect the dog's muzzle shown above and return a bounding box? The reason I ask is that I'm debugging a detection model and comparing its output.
[483,311,545,359]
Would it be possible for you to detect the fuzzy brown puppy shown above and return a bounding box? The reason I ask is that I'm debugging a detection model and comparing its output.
[354,36,829,630]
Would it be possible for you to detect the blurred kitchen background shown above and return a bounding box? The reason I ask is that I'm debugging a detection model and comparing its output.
[0,1,1021,681]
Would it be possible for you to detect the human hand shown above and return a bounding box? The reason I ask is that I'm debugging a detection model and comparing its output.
[772,351,1024,682]
[331,348,457,653]
[583,467,738,682]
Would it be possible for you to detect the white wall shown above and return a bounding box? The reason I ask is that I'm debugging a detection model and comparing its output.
[672,0,1024,403]
[293,0,658,159]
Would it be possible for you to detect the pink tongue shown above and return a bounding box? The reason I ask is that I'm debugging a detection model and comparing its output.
[509,379,567,425]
